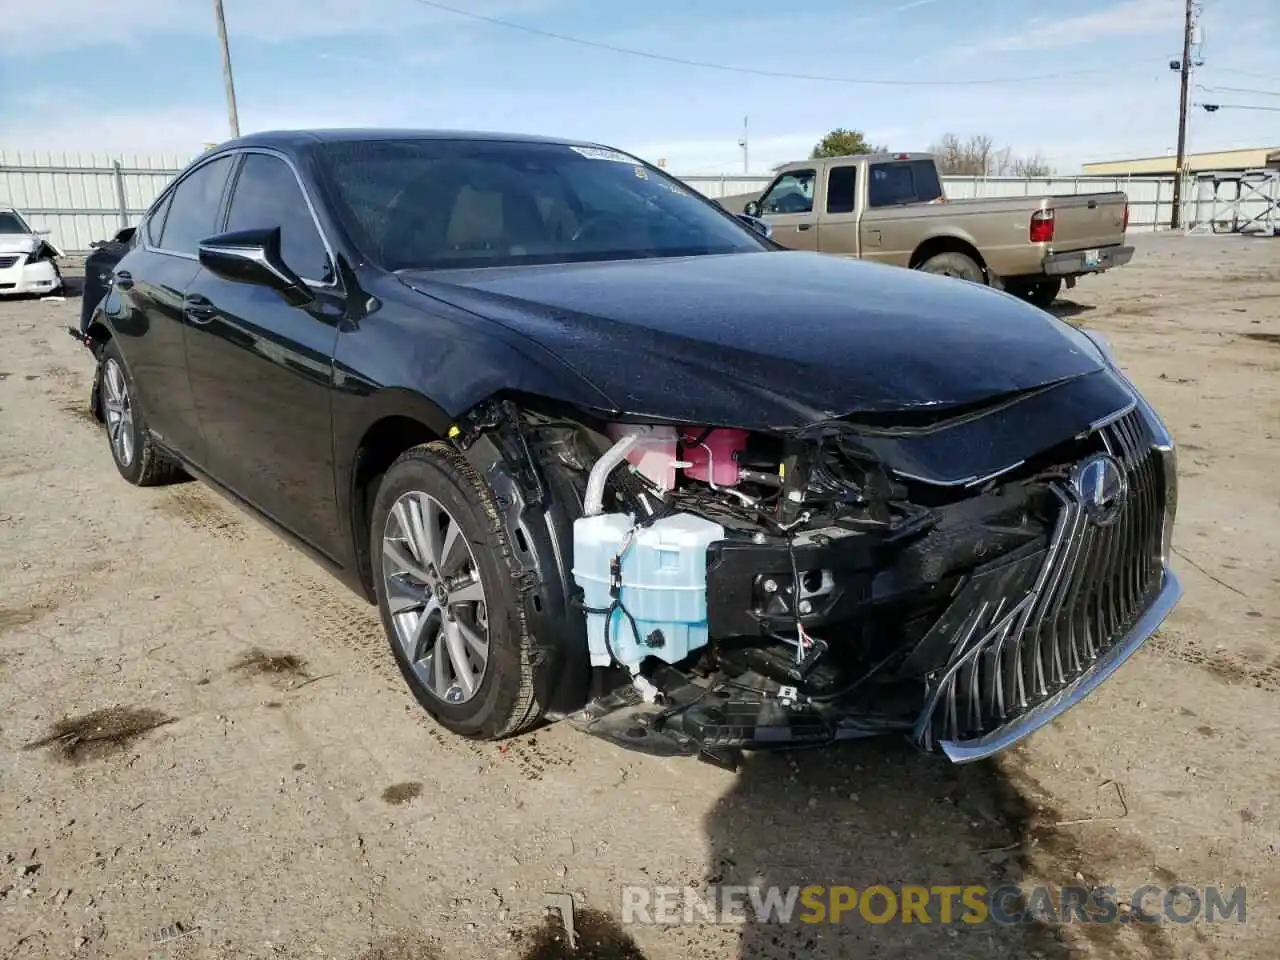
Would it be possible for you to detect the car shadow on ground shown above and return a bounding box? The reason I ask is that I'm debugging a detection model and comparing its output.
[1047,299,1096,321]
[58,273,86,298]
[701,738,1175,960]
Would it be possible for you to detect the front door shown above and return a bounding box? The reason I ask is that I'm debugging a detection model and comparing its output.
[182,151,345,558]
[757,168,820,251]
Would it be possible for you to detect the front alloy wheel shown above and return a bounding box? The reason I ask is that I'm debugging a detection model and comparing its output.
[382,491,490,704]
[370,442,543,739]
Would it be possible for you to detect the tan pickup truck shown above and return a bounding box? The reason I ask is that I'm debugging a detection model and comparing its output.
[724,152,1133,307]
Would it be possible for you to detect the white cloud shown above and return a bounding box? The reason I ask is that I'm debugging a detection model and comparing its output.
[0,0,555,56]
[946,0,1181,59]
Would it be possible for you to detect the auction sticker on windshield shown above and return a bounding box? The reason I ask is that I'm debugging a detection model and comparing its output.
[570,146,635,163]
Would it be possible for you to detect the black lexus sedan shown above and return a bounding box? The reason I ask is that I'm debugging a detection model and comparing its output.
[76,129,1180,766]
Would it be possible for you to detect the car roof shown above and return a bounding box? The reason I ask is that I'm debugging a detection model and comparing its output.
[214,128,609,151]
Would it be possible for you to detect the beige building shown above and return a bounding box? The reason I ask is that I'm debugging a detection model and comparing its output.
[1082,147,1280,177]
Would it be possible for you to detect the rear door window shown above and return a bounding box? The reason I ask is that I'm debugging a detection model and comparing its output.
[868,160,944,208]
[158,156,233,254]
[146,191,173,246]
[826,166,858,214]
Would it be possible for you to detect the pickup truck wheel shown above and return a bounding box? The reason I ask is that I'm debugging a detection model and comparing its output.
[372,442,541,740]
[98,340,186,486]
[1009,278,1063,309]
[917,252,985,285]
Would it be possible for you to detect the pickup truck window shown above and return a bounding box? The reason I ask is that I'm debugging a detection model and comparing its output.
[317,139,766,271]
[868,160,944,208]
[826,166,857,214]
[760,170,815,214]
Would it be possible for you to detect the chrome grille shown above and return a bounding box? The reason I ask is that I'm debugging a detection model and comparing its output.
[914,408,1168,750]
[0,255,21,269]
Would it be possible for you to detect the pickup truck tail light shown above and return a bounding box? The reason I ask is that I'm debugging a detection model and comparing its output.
[1123,201,1130,232]
[1029,208,1055,244]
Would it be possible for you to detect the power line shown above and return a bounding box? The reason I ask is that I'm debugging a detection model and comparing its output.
[403,0,1168,88]
[1212,67,1280,82]
[1197,102,1280,111]
[1199,84,1280,97]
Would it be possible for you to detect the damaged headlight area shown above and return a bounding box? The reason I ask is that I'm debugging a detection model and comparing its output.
[450,393,1179,769]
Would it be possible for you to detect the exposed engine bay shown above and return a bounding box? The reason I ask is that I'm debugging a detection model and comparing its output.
[450,381,1177,769]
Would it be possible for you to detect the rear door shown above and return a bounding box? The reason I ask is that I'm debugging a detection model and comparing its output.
[859,159,945,266]
[815,162,860,256]
[114,154,234,463]
[182,150,345,557]
[756,168,820,251]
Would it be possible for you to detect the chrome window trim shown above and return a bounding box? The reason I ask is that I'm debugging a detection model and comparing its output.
[224,148,340,290]
[143,148,340,291]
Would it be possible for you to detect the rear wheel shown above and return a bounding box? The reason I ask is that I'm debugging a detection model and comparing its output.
[99,340,185,486]
[917,251,986,285]
[371,442,542,740]
[1007,278,1063,309]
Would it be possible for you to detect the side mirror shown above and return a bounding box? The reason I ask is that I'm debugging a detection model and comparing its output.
[113,227,136,244]
[736,213,773,240]
[198,227,314,306]
[742,199,762,218]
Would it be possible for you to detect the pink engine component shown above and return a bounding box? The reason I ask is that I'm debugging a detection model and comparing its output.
[681,428,750,487]
[606,423,680,490]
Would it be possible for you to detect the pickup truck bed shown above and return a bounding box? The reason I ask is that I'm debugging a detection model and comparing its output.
[729,153,1133,306]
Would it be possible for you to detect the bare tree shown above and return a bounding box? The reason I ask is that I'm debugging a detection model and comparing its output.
[929,133,1054,177]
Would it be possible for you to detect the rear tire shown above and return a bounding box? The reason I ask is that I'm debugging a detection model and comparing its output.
[98,339,186,487]
[371,442,542,740]
[1008,278,1063,309]
[917,251,986,285]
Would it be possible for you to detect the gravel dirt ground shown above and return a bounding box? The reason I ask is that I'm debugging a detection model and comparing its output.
[0,234,1277,960]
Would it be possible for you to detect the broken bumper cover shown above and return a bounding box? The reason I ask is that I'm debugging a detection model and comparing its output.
[572,567,1179,763]
[0,260,61,296]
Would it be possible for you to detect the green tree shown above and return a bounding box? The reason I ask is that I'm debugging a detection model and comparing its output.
[810,128,885,159]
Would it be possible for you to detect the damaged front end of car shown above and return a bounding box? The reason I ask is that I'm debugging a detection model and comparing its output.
[448,360,1180,769]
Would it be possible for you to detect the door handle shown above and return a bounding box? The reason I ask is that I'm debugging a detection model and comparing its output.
[113,270,134,290]
[183,295,216,324]
[796,223,813,231]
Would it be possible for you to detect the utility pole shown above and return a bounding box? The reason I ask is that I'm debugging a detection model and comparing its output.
[212,0,241,139]
[738,116,749,174]
[1170,0,1194,229]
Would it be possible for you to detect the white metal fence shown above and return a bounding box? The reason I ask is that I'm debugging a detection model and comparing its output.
[2,150,1270,253]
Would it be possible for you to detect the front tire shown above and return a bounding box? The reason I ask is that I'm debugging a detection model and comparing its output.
[371,442,542,740]
[917,251,986,284]
[98,339,185,486]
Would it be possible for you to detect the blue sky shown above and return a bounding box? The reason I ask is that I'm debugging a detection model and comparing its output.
[2,0,1276,173]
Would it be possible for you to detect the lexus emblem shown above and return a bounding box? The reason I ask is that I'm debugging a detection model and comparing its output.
[1070,453,1128,526]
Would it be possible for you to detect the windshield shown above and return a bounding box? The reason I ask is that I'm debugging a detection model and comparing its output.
[317,139,767,270]
[0,211,32,234]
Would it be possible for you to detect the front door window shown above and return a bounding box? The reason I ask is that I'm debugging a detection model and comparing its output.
[759,170,816,215]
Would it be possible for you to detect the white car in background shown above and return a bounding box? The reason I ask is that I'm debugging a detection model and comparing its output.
[0,207,64,297]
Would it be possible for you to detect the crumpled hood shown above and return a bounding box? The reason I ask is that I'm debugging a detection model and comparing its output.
[0,235,38,256]
[399,250,1106,430]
